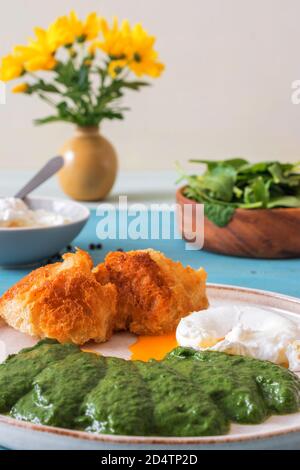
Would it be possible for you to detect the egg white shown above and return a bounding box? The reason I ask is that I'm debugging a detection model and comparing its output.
[176,305,300,370]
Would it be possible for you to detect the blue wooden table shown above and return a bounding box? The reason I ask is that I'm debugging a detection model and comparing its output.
[0,209,299,449]
[1,209,299,298]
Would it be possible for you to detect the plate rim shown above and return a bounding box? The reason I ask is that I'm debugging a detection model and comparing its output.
[1,282,300,446]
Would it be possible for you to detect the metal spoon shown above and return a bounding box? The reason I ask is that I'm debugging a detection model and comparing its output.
[14,156,64,199]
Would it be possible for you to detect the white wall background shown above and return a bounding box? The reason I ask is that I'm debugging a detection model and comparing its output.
[1,0,300,171]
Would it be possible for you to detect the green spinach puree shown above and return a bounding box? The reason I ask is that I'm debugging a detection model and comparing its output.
[0,341,299,437]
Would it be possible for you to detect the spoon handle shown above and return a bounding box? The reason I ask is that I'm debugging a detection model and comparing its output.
[14,156,64,199]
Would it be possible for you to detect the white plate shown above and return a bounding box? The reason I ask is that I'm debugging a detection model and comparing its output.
[1,284,300,450]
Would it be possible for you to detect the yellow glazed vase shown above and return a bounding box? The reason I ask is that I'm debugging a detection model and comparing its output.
[58,126,118,201]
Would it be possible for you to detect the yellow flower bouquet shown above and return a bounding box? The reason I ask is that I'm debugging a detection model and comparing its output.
[0,11,164,126]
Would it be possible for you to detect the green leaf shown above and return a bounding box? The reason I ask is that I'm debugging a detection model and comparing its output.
[182,184,204,203]
[197,166,237,202]
[57,101,70,118]
[28,81,60,94]
[238,201,264,209]
[233,186,243,198]
[204,203,235,227]
[121,80,150,90]
[238,162,272,174]
[55,60,77,86]
[267,196,300,208]
[251,176,270,207]
[99,109,124,120]
[77,66,90,91]
[34,115,65,125]
[291,162,300,173]
[268,162,300,187]
[268,162,285,184]
[190,158,248,171]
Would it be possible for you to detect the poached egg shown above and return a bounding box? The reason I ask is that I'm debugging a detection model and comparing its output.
[176,305,300,371]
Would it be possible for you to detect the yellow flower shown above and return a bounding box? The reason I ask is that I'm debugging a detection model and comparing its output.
[67,10,83,39]
[67,11,102,42]
[88,42,98,55]
[82,12,103,40]
[12,82,28,93]
[0,54,23,82]
[14,28,57,72]
[128,24,164,78]
[47,16,75,49]
[108,59,127,78]
[47,11,103,50]
[94,18,132,58]
[93,18,164,78]
[14,45,56,72]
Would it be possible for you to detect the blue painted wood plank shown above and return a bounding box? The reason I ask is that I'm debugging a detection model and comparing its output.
[0,209,299,298]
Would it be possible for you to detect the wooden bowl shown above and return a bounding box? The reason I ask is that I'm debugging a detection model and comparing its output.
[176,187,300,258]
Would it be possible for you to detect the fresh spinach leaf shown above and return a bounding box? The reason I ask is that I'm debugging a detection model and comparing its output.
[178,158,300,226]
[204,203,235,227]
[197,166,236,202]
[190,158,247,170]
[248,176,270,207]
[267,196,300,208]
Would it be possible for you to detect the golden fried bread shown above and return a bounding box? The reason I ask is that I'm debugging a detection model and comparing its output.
[93,249,208,335]
[0,250,117,345]
[0,248,208,344]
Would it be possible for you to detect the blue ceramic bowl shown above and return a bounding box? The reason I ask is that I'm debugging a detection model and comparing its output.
[0,197,90,267]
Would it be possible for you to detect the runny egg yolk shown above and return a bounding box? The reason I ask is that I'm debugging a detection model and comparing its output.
[130,333,178,361]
